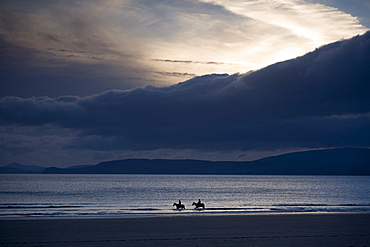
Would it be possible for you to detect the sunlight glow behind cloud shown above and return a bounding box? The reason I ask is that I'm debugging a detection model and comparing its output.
[0,0,368,96]
[200,0,367,64]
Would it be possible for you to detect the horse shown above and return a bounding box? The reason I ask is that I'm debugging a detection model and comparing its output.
[173,202,185,209]
[192,202,205,209]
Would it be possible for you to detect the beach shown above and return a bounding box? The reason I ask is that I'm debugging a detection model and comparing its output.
[1,213,369,246]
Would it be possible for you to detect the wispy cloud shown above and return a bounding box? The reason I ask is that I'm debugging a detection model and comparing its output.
[153,59,237,66]
[153,71,198,78]
[200,0,367,59]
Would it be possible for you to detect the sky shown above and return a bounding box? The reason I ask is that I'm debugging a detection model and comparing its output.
[0,0,369,167]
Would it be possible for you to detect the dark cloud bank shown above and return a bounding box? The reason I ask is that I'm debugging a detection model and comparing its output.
[1,31,370,155]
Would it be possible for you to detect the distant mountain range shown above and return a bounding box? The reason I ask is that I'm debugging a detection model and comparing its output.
[1,163,45,173]
[1,148,369,175]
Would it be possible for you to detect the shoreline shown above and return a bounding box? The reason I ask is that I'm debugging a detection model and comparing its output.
[1,213,369,246]
[1,210,370,220]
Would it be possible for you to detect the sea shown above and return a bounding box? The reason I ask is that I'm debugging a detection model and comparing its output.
[1,174,369,218]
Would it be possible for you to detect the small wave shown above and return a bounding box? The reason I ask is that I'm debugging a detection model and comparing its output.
[13,212,69,217]
[1,205,82,209]
[272,203,370,208]
[204,207,266,211]
[272,203,328,207]
[131,208,161,211]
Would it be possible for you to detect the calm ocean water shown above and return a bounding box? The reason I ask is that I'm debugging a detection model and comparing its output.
[1,174,369,218]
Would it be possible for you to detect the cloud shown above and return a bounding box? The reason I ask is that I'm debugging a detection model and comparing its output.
[304,0,370,28]
[201,0,367,42]
[1,31,369,164]
[1,1,369,166]
[0,0,157,96]
[153,59,230,65]
[1,0,368,97]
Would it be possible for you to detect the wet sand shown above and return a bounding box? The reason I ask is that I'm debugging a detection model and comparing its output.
[1,213,369,246]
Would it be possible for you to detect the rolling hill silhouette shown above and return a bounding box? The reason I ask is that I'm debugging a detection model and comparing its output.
[40,148,369,175]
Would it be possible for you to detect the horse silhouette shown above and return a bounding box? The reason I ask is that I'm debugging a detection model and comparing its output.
[192,201,205,209]
[173,202,185,209]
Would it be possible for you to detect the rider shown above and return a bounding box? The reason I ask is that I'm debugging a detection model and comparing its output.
[198,199,201,205]
[179,200,182,206]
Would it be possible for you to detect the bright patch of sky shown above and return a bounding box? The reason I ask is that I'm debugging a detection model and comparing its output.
[0,0,368,96]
